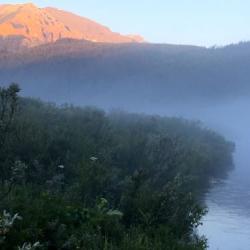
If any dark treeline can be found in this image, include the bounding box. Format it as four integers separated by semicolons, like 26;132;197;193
1;40;250;109
0;85;234;249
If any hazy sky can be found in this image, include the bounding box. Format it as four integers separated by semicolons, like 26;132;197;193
1;0;250;46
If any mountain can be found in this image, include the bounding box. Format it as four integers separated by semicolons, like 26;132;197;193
0;3;249;112
0;3;144;49
1;39;250;112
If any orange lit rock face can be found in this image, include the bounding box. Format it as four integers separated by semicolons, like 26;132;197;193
0;3;144;47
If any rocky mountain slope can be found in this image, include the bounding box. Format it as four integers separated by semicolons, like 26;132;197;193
0;3;144;50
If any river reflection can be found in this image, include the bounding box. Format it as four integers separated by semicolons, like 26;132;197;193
200;168;250;250
196;99;250;250
144;98;250;249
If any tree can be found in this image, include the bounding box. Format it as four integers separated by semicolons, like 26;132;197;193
0;83;20;150
0;84;21;200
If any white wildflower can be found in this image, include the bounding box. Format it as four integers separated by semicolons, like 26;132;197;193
90;156;98;162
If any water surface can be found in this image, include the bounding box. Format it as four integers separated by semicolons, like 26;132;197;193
197;99;250;250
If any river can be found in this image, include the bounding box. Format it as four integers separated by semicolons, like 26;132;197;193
194;99;250;250
129;98;250;249
153;98;250;250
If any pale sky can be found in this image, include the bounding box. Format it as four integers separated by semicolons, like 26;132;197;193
1;0;250;47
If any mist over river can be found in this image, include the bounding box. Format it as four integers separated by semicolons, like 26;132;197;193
196;99;250;250
167;98;250;250
127;97;250;250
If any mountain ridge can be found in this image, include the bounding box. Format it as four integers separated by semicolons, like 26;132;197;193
1;39;250;112
0;3;144;49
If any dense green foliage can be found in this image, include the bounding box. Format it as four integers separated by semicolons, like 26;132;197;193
0;85;234;249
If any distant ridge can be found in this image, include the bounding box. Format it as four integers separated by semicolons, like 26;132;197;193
0;3;144;49
1;38;250;111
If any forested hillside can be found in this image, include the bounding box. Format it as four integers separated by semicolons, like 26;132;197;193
0;85;234;249
1;40;250;110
